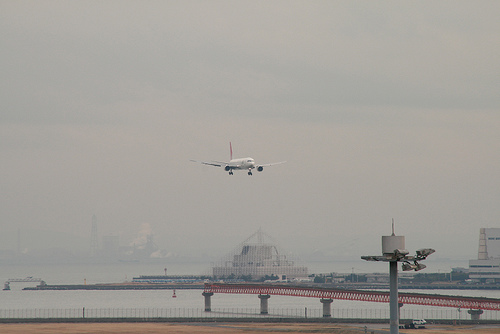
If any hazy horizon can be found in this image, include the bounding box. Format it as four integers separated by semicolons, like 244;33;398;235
2;2;499;270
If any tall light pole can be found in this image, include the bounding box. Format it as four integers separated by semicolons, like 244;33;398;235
361;223;434;334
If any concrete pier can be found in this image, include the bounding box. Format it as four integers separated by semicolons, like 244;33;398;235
202;292;214;312
320;298;333;317
258;294;271;314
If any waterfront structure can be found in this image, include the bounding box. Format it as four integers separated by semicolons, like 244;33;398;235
132;275;207;284
212;229;308;280
204;282;500;311
469;228;500;283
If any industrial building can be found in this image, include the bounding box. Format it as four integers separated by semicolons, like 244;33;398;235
469;228;500;283
212;229;308;280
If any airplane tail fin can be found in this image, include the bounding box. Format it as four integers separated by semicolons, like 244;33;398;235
230;142;233;160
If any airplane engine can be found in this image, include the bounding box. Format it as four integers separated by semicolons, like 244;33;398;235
257;166;264;172
225;166;231;171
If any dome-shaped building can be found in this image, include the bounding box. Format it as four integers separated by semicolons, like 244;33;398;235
212;229;308;280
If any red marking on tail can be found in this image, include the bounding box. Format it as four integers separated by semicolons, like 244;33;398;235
230;142;233;160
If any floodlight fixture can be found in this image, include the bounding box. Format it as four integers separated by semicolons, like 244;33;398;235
414;262;427;271
416;248;435;259
394;249;409;259
361;221;435;334
402;262;417;271
395;249;409;256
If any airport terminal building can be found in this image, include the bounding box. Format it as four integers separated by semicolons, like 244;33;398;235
469;228;500;283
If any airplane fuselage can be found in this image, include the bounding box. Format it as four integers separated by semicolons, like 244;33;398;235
228;157;255;170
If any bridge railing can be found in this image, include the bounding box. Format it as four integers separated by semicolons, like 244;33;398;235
0;307;499;320
204;283;500;311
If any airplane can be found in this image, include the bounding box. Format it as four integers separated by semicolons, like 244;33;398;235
191;142;285;175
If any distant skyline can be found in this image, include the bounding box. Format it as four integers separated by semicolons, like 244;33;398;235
1;2;499;270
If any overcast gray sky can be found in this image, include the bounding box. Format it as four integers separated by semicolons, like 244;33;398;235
1;1;499;264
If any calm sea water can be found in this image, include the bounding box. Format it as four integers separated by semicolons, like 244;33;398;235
1;287;499;320
0;258;471;285
2;260;497;320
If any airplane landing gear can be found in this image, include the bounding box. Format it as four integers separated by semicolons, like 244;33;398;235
248;171;253;175
229;171;233;175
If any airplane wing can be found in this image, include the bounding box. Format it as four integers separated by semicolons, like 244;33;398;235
190;160;226;167
257;161;286;168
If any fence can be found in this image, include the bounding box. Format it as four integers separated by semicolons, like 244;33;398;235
0;307;499;320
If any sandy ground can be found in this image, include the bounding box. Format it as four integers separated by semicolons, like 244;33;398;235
0;323;500;334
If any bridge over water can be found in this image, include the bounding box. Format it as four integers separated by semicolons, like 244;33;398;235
203;283;500;317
